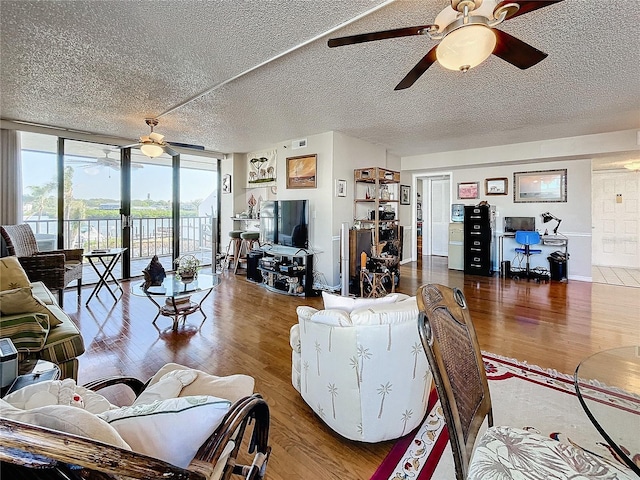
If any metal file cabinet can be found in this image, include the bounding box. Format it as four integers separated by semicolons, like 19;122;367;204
464;205;493;276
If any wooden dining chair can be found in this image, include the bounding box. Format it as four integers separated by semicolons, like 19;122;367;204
416;283;633;480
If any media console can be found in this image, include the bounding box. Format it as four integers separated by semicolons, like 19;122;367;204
247;245;314;297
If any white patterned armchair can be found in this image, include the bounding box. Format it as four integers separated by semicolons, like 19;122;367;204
290;294;431;442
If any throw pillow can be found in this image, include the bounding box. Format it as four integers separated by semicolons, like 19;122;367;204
0;287;63;327
133;369;198;406
0;398;130;449
309;309;352;326
0;256;30;291
350;296;419;325
0;312;49;351
147;363;255;403
98;395;231;468
321;291;399;313
3;378;115;414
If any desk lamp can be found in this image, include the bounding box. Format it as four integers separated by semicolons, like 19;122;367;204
541;212;562;235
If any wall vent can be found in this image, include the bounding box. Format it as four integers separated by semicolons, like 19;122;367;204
292;138;307;149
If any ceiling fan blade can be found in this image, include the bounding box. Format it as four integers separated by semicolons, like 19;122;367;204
496;0;564;21
168;142;205;151
120;143;140;149
492;29;547;69
394;46;438;91
328;25;434;48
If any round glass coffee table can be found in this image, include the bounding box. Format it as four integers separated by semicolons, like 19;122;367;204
133;273;221;333
574;346;640;475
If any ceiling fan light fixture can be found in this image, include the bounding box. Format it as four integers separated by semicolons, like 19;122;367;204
140;142;164;158
436;24;496;71
624;161;640;171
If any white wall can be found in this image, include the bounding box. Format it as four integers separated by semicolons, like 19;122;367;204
400;131;634;280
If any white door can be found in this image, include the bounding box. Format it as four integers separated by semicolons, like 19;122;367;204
592;171;640;268
430;178;450;256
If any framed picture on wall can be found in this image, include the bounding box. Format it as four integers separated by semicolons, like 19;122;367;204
514;169;567;203
400;185;411;205
457;181;479;199
335;179;347;197
485;177;508;195
286;154;317;189
222;174;232;193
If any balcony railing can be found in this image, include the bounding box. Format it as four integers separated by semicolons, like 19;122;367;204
26;216;213;264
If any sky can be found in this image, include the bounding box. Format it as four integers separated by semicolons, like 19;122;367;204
22;150;217;202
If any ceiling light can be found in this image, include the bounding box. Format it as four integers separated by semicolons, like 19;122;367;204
624;161;640;171
140;143;164;158
436;24;496;72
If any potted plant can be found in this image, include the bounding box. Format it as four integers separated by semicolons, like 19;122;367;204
174;254;200;281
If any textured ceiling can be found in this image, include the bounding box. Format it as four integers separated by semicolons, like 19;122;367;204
1;0;639;158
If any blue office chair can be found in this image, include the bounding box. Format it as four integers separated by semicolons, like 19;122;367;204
514;230;542;278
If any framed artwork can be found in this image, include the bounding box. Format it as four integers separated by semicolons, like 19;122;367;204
335;179;347;197
485;177;508;195
286;154;317;189
247;149;276;187
514;169;567;203
400;184;411;205
222;174;232;194
457;181;479;199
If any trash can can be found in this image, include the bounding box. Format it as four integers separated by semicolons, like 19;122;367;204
500;260;511;278
548;253;567;281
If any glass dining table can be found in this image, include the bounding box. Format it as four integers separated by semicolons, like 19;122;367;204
574;346;640;475
133;273;221;333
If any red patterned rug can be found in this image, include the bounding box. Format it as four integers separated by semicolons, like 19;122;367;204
371;352;640;479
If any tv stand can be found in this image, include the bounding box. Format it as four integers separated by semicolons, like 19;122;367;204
253;245;314;297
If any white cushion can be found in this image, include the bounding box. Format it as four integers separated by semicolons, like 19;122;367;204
0;398;129;449
147;363;254;403
133;369;198;406
98;395;231;469
321;291;399;313
350;296;419;325
3;379;115;414
310;309;352;326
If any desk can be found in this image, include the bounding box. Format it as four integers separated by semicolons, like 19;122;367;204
574;346;640;475
498;233;568;278
133;273;221;332
83;248;126;305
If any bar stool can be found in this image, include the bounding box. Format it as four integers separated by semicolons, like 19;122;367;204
224;230;244;270
234;231;261;274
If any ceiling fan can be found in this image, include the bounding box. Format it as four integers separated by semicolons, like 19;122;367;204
328;0;564;90
123;119;204;158
68;148;144;175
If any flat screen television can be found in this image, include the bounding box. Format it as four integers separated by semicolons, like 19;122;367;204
259;200;309;249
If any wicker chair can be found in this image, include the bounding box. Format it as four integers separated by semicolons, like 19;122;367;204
0;224;82;307
416;284;633;480
0;375;271;480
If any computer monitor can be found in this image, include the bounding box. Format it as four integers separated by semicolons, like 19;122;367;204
504;216;535;233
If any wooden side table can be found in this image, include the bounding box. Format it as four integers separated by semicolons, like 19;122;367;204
1;360;60;397
360;269;395;298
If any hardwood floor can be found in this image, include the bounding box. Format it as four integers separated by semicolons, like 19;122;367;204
65;257;639;480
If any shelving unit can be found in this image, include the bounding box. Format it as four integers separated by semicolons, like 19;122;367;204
254;245;313;297
353;167;400;255
350;167;402;294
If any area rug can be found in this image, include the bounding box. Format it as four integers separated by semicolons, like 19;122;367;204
371;352;640;480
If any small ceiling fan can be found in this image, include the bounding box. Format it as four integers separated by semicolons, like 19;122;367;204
328;0;564;90
123;118;204;158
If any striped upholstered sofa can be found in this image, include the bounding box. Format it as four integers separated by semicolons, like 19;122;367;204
0;255;85;380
